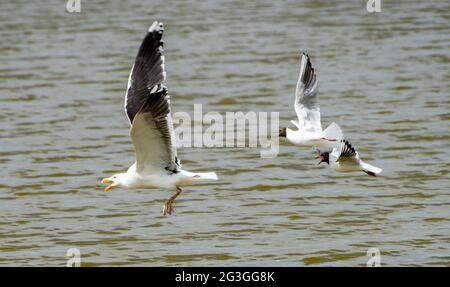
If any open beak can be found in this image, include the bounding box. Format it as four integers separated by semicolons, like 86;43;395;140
315;148;321;160
101;178;115;192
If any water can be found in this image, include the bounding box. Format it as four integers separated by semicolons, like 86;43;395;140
0;0;449;266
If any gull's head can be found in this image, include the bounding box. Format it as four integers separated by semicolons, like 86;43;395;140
101;173;126;192
317;152;330;165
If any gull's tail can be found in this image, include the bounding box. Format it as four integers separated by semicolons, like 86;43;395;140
323;122;343;141
361;162;382;176
194;172;218;180
180;170;218;182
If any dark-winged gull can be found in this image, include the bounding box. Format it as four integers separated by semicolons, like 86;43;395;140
101;21;218;215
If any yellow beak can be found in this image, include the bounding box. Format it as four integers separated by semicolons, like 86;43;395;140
101;178;115;192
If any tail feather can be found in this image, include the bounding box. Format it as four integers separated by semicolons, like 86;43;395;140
361;162;382;176
192;172;218;180
323;122;343;141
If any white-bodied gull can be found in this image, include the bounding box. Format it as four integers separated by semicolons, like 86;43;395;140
101;21;218;215
317;139;382;176
279;53;343;153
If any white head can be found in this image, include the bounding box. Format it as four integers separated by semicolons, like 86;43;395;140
101;173;127;192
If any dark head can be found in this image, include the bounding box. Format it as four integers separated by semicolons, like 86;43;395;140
279;127;287;138
316;151;330;165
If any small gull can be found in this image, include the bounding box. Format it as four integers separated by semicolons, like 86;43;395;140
317;139;382;176
279;53;343;153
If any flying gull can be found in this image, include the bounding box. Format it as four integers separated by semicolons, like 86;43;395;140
101;21;218;215
317;139;382;176
279;53;343;153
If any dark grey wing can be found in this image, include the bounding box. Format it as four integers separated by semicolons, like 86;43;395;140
336;139;359;163
125;21;180;173
125;21;166;125
294;53;321;132
130;87;180;173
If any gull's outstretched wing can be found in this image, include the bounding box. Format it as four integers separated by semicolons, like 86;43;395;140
126;21;180;173
336;139;360;164
293;53;321;132
125;21;166;125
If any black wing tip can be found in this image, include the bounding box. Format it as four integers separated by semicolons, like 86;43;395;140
301;52;311;62
136;21;165;62
148;21;164;34
146;21;165;46
304;53;313;68
340;139;357;156
300;52;316;89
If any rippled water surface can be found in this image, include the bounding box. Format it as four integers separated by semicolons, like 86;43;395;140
1;0;449;266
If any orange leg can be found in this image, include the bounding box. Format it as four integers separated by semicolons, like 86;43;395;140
162;187;183;216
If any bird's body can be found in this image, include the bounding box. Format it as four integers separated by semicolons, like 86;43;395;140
279;53;343;152
285;122;342;150
318;140;382;176
101;21;218;215
112;163;217;190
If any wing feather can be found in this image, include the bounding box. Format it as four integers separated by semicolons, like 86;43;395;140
294;53;321;132
336;139;359;163
125;22;180;173
125;21;166;125
131;87;180;173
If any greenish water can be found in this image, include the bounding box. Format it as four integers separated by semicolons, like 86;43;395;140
0;0;449;266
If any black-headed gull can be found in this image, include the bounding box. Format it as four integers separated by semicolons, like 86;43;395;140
101;21;218;216
279;53;343;152
317;139;382;176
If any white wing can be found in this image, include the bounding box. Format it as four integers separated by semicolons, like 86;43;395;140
294;53;321;132
130;87;180;173
125;21;180;173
